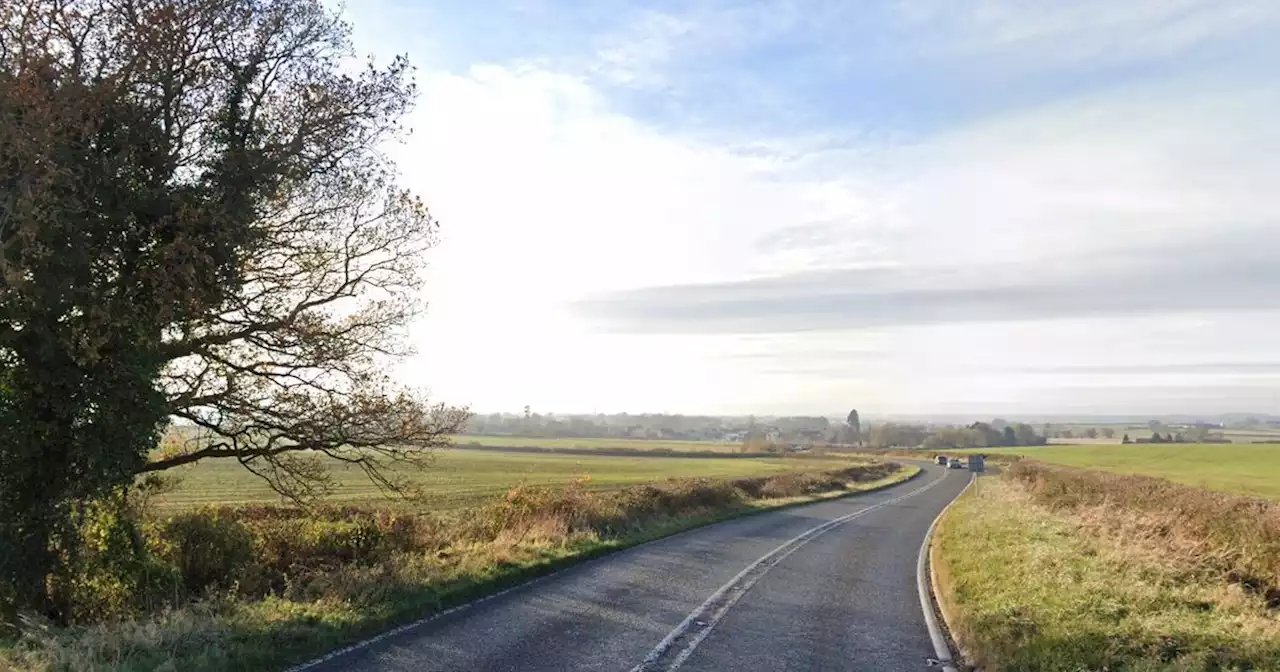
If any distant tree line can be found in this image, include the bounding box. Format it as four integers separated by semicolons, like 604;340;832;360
921;421;1048;450
466;411;1061;452
465;411;836;443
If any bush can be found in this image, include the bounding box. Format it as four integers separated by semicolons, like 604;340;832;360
48;494;182;623
152;509;254;596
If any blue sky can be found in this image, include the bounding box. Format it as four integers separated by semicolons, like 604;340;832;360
345;0;1280;417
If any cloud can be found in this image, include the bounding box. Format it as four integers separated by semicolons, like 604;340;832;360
1026;362;1280;375
587;3;808;88
888;0;1280;68
575;245;1280;333
574;74;1280;334
344;0;1280;415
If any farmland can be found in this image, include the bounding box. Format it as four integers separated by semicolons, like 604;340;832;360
962;443;1280;501
153;449;857;510
1039;424;1280;445
450;434;739;452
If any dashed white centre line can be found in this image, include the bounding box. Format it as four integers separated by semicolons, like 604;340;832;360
630;468;952;672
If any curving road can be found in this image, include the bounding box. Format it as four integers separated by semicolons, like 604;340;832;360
299;462;969;672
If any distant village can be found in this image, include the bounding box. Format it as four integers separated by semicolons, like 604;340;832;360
464;410;1249;449
465;411;846;446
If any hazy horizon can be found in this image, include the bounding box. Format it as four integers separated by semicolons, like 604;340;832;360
347;1;1280;416
462;408;1278;424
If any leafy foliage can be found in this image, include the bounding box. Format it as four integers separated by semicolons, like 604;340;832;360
0;0;466;618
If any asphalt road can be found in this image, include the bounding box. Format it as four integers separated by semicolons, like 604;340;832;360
304;462;970;672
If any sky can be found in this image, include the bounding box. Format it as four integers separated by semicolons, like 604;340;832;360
343;0;1280;418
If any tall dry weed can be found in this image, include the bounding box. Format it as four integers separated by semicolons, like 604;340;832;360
1007;461;1280;606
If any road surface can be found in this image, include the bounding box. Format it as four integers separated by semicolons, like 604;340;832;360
303;462;969;672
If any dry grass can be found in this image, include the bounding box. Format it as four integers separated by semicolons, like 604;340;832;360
1;462;915;671
934;464;1280;671
1006;461;1280;598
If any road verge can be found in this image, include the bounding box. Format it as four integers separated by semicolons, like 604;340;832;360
917;471;975;672
930;468;1280;670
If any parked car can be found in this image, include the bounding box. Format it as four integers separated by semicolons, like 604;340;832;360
935;455;948;466
948;457;964;469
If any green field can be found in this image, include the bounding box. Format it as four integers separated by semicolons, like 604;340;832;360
1037;424;1280;445
154;449;852;510
451;434;738;452
967;443;1280;500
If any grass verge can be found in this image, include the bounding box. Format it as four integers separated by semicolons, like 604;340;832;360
932;464;1280;671
1;463;918;672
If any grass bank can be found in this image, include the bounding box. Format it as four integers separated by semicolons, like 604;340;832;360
2;462;916;672
933;462;1280;671
956;444;1280;501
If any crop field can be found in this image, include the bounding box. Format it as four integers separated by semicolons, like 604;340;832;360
966;443;1280;501
152;449;855;511
1040;424;1280;444
451;434;739;452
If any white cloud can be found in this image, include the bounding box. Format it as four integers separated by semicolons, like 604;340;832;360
348;3;1280;416
890;0;1280;67
392;64;886;412
590;11;694;88
585;2;808;90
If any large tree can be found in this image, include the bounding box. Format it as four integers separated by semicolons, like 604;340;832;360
0;0;466;616
845;408;860;445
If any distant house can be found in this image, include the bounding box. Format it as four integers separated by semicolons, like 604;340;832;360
764;427;782;442
796;429;825;443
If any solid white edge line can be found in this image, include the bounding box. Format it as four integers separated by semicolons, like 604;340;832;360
285;465;925;672
283;507;733;672
917;470;976;672
631;467;951;672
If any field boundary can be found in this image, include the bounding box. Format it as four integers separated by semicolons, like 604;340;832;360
285;464;923;672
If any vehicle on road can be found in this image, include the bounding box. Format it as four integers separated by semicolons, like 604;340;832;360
936;455;948;466
948;457;964;469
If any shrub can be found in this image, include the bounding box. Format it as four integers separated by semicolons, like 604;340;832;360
48;494;182;623
152;509;254;596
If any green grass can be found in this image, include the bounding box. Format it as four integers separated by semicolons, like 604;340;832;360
933;475;1280;671
958;443;1280;501
451;434;739;452
154;449;855;510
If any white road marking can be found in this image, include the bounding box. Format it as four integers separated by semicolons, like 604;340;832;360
630;468;952;672
284;467;928;672
917;471;976;672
